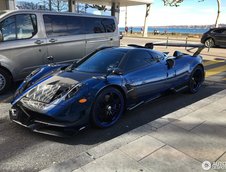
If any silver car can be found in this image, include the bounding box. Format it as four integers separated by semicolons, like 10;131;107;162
0;10;119;94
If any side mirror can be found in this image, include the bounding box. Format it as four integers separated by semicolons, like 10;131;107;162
0;30;3;42
112;68;123;75
107;67;123;75
166;59;175;69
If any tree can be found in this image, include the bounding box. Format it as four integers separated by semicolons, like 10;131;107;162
47;0;68;11
162;0;221;28
16;1;41;10
162;0;184;7
53;0;67;11
87;4;107;12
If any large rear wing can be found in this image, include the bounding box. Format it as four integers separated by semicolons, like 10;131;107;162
128;43;205;57
193;45;205;56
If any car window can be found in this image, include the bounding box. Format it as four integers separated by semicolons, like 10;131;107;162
0;14;37;41
1;15;16;41
222;30;226;34
75;49;125;73
44;15;85;37
44;15;67;37
149;51;165;61
125;50;155;71
66;16;85;35
16;15;37;39
212;29;225;34
102;19;116;33
85;17;105;34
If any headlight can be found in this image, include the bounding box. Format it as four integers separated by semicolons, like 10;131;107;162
65;83;82;99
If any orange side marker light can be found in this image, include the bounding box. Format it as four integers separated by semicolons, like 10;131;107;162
79;98;87;104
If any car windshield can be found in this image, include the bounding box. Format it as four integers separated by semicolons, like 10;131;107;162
75;49;125;74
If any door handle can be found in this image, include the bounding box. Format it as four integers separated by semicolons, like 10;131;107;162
49;38;57;43
34;40;44;44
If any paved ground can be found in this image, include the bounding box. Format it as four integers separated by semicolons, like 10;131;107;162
42;89;226;172
0;37;226;171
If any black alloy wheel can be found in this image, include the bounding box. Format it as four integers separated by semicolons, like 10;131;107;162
188;66;205;94
91;87;125;128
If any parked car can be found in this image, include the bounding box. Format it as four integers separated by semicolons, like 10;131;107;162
10;45;205;136
0;10;119;94
201;27;226;47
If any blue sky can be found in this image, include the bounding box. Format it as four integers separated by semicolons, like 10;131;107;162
17;0;226;26
119;0;226;27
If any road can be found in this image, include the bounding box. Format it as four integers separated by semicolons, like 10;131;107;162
0;37;226;171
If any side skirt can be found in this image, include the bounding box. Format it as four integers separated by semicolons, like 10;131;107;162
127;94;161;111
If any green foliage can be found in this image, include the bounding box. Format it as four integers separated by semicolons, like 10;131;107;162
87;4;107;11
162;0;204;7
163;0;184;7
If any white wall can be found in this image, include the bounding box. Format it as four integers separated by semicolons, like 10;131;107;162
0;0;15;10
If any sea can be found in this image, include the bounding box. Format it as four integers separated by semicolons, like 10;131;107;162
119;27;209;34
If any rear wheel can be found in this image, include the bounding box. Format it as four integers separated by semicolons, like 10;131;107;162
188;66;204;94
0;68;12;95
204;38;215;48
91;87;125;128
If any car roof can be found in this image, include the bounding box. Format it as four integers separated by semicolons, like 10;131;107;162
105;46;164;56
211;27;226;30
0;9;115;19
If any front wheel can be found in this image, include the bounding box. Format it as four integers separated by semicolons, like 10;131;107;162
188;66;205;94
204;38;215;48
91;87;125;128
0;68;12;95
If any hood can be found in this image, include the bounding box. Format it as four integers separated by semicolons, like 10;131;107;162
24;70;102;104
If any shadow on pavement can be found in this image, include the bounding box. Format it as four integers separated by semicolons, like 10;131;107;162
0;80;224;171
0;82;21;103
46;81;224;145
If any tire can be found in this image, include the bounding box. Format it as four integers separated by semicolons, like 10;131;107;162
188;66;204;94
204;38;215;48
0;68;12;95
91;87;125;128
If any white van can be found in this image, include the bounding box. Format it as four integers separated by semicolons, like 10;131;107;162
0;10;119;94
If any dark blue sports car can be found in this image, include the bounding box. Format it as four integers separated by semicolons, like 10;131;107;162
9;46;205;136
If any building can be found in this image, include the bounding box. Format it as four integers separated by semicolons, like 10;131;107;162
1;0;152;36
0;0;16;10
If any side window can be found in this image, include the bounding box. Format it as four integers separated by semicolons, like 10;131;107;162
0;14;37;41
125;50;154;71
212;29;224;34
16;14;37;39
1;16;16;41
43;15;67;37
66;16;85;35
102;19;116;33
150;51;165;61
222;29;226;34
85;18;105;34
43;15;85;37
